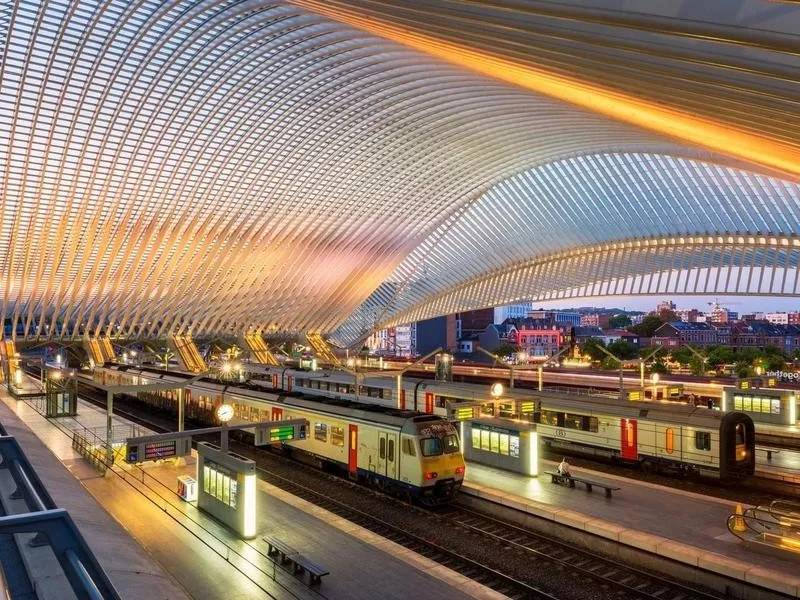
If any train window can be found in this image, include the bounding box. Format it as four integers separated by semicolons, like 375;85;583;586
420;438;443;456
403;438;417;456
665;428;674;454
314;423;328;442
735;423;746;445
540;410;559;426
330;426;345;447
471;428;481;449
771;399;781;415
564;413;583;430
588;417;599;433
380;438;386;459
694;431;711;451
388;439;395;462
490;432;500;453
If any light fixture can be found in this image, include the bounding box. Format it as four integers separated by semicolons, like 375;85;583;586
490;382;504;398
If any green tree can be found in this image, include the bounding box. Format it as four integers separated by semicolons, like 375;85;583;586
628;314;665;337
492;343;520;360
651;359;670;375
607;339;638;360
608;314;632;329
734;361;751;378
688;356;705;375
707;345;735;368
670;347;693;367
638;345;667;360
657;308;680;323
763;353;786;371
582;337;607;362
601;356;620;370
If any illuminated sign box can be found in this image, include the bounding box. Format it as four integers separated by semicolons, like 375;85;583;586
254;422;307;446
454;407;474;420
197;442;257;539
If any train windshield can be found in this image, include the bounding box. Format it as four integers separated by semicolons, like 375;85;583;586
420;434;460;456
735;423;746;445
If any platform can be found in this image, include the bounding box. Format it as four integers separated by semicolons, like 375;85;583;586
757;422;800;447
0;389;189;599
464;460;800;597
1;386;501;600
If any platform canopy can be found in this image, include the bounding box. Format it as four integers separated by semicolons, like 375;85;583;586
0;1;798;343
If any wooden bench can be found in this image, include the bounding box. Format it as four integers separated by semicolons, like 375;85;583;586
265;535;299;564
758;447;782;461
544;470;621;498
264;535;329;586
294;555;330;586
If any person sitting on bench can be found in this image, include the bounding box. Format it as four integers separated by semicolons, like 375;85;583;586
557;457;572;478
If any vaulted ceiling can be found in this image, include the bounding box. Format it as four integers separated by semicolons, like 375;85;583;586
1;1;798;341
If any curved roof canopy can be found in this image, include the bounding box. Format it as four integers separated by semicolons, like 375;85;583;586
0;1;798;341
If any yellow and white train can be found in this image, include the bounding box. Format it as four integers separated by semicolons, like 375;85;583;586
89;365;465;504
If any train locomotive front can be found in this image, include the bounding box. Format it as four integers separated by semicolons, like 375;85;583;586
406;416;465;505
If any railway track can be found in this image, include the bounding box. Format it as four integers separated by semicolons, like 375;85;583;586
74;382;550;599
440;504;721;600
73;380;728;600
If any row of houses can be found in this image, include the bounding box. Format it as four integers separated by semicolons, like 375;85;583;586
459;318;641;359
652;321;800;354
457;318;800;359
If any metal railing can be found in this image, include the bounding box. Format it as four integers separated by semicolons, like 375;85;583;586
0;435;121;599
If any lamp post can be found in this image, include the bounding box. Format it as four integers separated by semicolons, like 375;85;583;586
594;344;626;400
490;382;504;416
639;346;663;388
216;403;234;451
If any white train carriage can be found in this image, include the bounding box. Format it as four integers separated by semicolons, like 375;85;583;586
90;365;464;504
255;366;755;480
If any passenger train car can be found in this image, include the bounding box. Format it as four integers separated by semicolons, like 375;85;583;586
251;367;755;481
88;365;464;504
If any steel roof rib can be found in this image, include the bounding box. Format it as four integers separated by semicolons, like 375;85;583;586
2;1;799;344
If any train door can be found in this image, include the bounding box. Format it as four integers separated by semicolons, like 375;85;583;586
425;392;434;414
272;407;283;421
348;424;358;476
272;374;278;389
377;431;388;477
386;433;397;480
620;418;637;460
287;376;293;393
400;389;406;410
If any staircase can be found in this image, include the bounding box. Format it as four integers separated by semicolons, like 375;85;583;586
168;333;206;373
241;332;279;366
305;333;341;367
83;337;105;366
98;337;115;362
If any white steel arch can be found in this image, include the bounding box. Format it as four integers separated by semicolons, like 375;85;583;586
0;1;798;344
334;154;800;345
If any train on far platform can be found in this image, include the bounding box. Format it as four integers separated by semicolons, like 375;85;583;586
248;366;755;481
86;365;465;505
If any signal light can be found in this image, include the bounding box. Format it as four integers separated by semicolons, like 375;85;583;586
424;471;438;480
455;466;465;475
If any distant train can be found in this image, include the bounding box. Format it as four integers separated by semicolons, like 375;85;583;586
250;366;755;481
88;365;465;505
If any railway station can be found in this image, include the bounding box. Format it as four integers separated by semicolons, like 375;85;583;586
2;1;800;599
